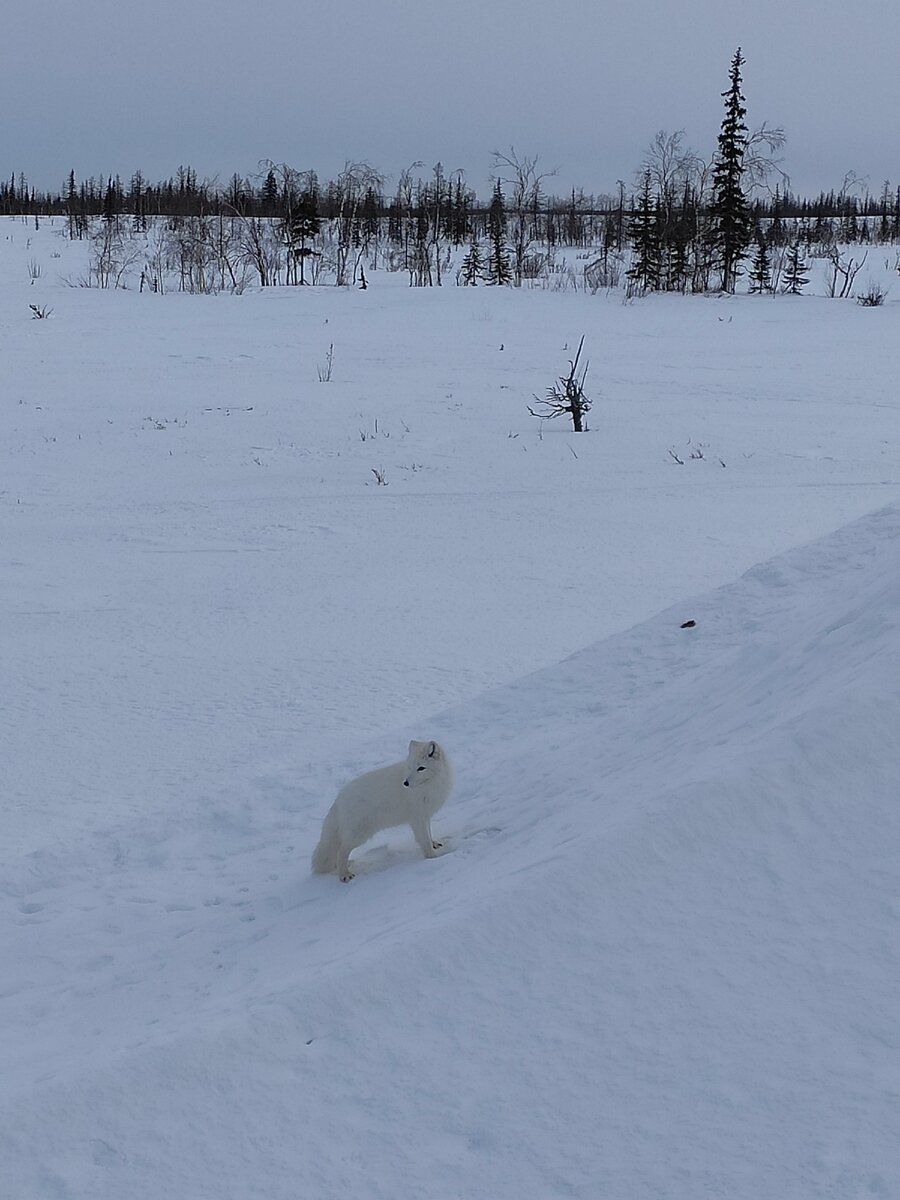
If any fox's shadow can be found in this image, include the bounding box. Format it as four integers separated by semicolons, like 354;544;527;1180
340;835;456;880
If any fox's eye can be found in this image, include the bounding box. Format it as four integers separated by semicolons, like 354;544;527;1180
417;766;426;772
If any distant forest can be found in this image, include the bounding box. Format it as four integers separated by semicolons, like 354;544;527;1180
2;162;898;239
3;51;898;297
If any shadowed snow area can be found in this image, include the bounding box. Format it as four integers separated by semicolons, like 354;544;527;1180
3;505;899;1199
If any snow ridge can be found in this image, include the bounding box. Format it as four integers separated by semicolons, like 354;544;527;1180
3;505;899;1199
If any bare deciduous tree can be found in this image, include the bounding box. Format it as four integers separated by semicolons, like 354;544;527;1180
235;215;282;287
528;337;592;432
639;130;702;219
825;246;868;298
743;123;790;196
256;161;322;284
492;147;556;287
333;161;384;286
89;220;142;288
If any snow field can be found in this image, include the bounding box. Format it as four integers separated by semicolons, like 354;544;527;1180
2;218;899;1197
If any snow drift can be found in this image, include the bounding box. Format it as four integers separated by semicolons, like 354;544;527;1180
3;504;899;1199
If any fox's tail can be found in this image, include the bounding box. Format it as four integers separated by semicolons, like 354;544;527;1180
311;807;340;875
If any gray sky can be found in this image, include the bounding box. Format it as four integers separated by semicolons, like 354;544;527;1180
5;0;899;200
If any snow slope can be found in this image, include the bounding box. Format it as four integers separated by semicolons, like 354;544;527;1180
4;220;899;857
2;219;899;1197
4;504;899;1199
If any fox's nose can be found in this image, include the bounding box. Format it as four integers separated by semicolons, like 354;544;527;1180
402;778;410;787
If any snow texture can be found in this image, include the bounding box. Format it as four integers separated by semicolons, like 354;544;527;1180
2;219;899;1198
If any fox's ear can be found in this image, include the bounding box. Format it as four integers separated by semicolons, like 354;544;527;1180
428;741;437;757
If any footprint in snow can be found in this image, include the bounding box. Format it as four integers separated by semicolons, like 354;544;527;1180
16;900;50;925
90;1139;126;1167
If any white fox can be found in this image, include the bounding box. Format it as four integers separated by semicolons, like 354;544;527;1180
311;740;452;881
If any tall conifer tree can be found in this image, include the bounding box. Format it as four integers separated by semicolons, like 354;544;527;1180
487;179;512;285
627;171;662;292
711;48;752;292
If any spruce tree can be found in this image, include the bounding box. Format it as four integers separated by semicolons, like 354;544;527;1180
487;179;512;285
782;241;808;295
840;201;859;243
261;169;279;215
667;228;690;293
748;229;772;293
627;171;662;292
711;48;752;292
387;197;403;245
878;181;891;243
768;187;785;245
66;170;84;240
450;178;471;246
286;188;321;284
129;170;146;233
102;176;121;227
360;187;380;251
459;241;484;285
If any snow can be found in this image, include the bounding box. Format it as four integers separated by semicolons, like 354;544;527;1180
2;217;899;1198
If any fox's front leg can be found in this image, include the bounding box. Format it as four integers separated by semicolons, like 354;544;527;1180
336;845;354;881
410;814;441;858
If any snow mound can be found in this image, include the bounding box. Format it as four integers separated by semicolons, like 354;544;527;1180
3;506;899;1199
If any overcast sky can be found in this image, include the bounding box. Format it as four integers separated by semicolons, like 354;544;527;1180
5;0;899;200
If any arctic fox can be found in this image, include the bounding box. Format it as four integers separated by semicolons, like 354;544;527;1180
311;740;452;881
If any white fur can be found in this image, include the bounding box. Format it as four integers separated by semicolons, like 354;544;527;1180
311;740;452;881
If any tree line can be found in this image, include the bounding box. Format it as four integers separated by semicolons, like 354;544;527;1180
4;50;899;294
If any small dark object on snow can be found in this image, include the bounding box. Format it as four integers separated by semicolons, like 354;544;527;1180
681;619;697;629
